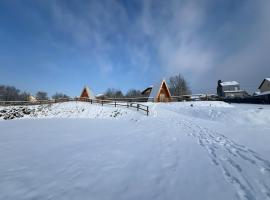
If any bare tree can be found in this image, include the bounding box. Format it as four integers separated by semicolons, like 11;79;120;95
0;85;30;101
104;88;123;98
52;93;69;100
19;92;30;101
168;74;191;96
115;90;124;98
36;91;48;100
125;89;142;98
104;88;115;98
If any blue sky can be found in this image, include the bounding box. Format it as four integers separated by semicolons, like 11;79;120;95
0;0;269;96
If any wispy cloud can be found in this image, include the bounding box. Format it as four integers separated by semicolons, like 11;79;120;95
135;0;270;92
137;0;216;77
1;0;269;94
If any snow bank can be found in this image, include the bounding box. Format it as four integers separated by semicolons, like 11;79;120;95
1;101;270;127
149;101;270;127
0;102;145;121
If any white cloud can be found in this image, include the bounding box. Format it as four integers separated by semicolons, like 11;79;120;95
138;0;215;79
45;0;270;93
137;0;270;93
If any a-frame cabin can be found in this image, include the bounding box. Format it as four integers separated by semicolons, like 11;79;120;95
148;79;171;102
80;86;96;99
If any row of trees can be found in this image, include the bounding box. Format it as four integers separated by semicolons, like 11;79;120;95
104;74;191;98
104;88;142;98
0;85;29;101
0;74;191;101
0;85;70;101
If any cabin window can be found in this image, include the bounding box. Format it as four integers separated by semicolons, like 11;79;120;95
235;87;238;91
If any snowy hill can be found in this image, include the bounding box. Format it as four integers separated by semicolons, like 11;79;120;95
0;101;270;200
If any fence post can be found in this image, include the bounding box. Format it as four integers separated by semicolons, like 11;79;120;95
91;99;92;104
147;106;149;116
137;104;139;111
127;102;129;108
115;101;116;107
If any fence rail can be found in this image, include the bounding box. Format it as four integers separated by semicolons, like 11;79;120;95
0;98;150;116
77;98;149;116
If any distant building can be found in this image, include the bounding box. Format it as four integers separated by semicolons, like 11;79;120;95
255;78;270;102
27;95;37;102
141;86;153;97
217;80;248;98
258;78;270;94
95;94;107;101
142;80;171;102
96;94;105;99
80;86;96;99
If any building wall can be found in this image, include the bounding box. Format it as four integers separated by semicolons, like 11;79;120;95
224;91;246;98
222;85;240;92
260;80;270;93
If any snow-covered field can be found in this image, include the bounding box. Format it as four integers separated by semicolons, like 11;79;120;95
0;101;270;200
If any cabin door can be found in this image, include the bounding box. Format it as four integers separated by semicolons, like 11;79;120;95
160;93;165;102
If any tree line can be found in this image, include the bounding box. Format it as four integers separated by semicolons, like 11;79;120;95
0;85;70;101
104;73;191;98
0;73;191;101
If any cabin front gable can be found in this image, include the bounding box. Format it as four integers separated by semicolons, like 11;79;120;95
79;86;96;99
156;82;171;102
80;88;89;98
259;79;270;93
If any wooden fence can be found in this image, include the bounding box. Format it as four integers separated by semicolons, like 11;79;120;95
0;98;150;116
76;98;149;116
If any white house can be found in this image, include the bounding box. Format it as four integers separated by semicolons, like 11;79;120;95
258;78;270;94
217;80;248;98
255;78;270;102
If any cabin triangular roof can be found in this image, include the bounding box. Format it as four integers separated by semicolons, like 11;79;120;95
258;78;270;89
80;86;96;99
148;79;171;101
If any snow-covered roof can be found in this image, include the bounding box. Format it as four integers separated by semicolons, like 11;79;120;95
148;82;160;99
255;91;270;96
192;94;206;97
96;94;104;97
265;78;270;81
220;81;239;86
223;90;245;93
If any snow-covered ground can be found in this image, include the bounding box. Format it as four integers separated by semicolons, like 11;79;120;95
0;101;270;200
